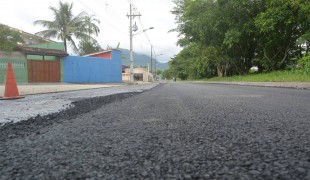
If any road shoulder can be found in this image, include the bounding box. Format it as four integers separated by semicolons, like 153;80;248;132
0;83;158;126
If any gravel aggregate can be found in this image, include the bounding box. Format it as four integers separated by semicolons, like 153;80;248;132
0;82;309;179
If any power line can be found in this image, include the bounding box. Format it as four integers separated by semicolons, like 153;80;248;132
138;18;152;44
127;1;157;53
77;0;151;48
125;0;152;44
76;0;128;36
77;0;172;62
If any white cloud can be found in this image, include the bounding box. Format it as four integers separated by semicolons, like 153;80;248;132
0;0;182;62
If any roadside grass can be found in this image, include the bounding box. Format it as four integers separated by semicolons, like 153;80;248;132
200;70;310;82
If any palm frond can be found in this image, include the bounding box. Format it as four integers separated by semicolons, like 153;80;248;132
74;31;95;41
33;1;101;53
67;36;78;51
33;20;56;28
35;29;58;39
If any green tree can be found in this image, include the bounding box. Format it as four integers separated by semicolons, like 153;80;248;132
171;0;263;77
162;68;175;80
77;13;101;55
0;24;24;52
156;69;162;75
168;43;218;80
83;14;100;37
255;0;310;71
170;0;309;78
78;39;102;56
34;1;100;52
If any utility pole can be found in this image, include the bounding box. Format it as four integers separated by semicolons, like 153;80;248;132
154;54;163;81
150;45;153;74
127;4;141;84
154;56;157;81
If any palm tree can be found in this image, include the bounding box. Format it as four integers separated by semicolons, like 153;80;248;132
83;14;100;37
33;1;100;52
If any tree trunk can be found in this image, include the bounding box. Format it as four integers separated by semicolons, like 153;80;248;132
64;39;67;52
217;65;223;77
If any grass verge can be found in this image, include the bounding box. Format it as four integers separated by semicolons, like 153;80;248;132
200;70;310;82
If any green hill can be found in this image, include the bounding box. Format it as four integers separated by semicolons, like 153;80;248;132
120;48;168;70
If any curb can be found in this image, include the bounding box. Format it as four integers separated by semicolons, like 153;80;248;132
191;81;310;90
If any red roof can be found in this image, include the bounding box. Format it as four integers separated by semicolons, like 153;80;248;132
84;50;112;57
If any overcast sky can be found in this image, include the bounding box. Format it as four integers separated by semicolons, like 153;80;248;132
0;0;182;63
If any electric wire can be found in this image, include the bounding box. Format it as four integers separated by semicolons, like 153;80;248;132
76;0;128;36
126;0;156;56
77;0;173;62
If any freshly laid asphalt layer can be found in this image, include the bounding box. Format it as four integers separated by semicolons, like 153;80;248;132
0;82;310;179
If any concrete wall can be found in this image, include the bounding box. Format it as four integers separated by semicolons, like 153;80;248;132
122;72;130;82
0;58;28;84
0;51;25;59
122;67;152;82
0;51;27;84
63;50;122;83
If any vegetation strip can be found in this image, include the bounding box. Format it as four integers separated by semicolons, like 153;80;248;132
162;0;310;81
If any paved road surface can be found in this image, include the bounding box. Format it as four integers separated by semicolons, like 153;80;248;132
1;82;310;179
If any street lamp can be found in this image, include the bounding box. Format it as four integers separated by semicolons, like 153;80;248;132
129;26;154;84
134;27;154;36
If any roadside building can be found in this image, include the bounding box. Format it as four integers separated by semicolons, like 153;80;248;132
0;24;122;84
63;50;122;83
84;50;113;59
0;43;67;84
122;67;153;82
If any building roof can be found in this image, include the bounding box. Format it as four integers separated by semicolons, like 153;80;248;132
84;50;112;57
16;45;69;57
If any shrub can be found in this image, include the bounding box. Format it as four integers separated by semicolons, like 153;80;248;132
298;53;310;74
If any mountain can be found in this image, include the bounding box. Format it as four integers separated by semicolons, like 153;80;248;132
120;48;169;70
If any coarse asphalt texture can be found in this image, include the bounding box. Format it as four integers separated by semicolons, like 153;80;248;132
0;82;310;179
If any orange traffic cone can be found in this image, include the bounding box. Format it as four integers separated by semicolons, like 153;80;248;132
0;62;24;100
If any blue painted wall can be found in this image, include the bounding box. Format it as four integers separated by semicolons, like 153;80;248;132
63;50;122;83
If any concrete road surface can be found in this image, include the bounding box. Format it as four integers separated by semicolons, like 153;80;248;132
0;83;124;96
0;83;156;125
0;82;310;179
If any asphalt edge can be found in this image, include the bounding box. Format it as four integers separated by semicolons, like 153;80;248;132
18;85;125;96
0;90;147;142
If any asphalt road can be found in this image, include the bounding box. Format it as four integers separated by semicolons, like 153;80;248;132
1;82;310;179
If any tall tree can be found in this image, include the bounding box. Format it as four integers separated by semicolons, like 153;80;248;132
33;1;100;52
169;0;309;79
172;0;265;76
83;14;100;37
255;0;310;71
0;24;24;52
78;39;102;56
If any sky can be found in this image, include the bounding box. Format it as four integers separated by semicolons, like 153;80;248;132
0;0;182;63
